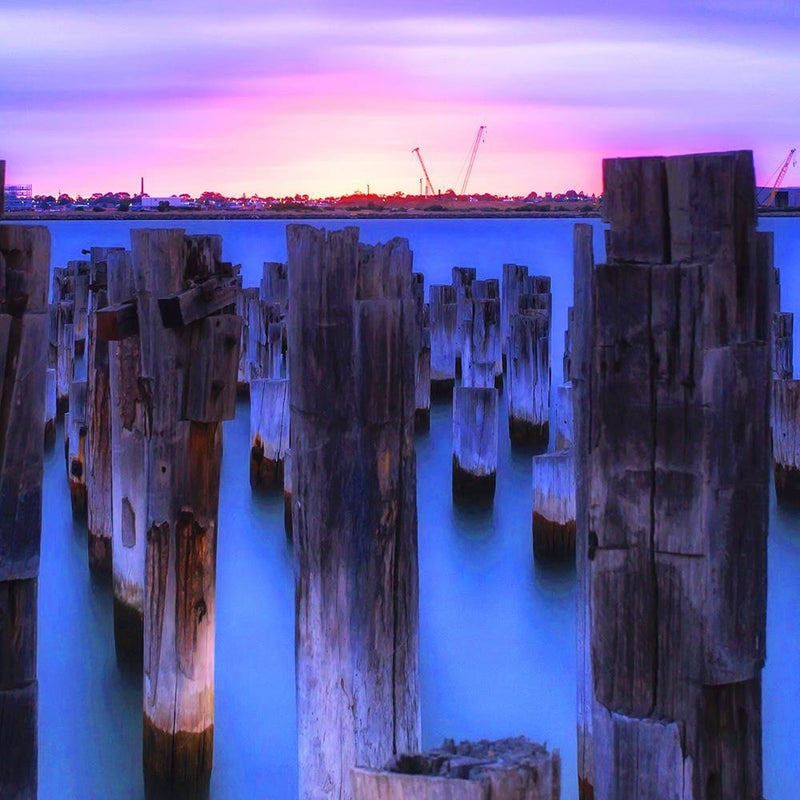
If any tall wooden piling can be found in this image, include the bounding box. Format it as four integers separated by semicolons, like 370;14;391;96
507;308;550;448
415;328;431;431
0;225;49;799
430;284;457;395
85;249;117;578
70;260;90;357
461;298;501;390
583;152;769;798
50;301;74;413
133;230;240;798
531;450;575;559
773;311;793;380
66;379;88;519
99;249;148;663
288;225;420;800
452;386;498;503
44;367;56;448
501;263;528;350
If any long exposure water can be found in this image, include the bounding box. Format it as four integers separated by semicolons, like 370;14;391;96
28;217;800;798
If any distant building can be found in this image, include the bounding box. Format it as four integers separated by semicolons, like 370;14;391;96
140;195;190;209
757;185;800;207
4;184;33;209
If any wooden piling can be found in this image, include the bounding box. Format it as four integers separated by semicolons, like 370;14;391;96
0;224;49;800
430;284;458;395
563;307;574;384
100;249;149;663
773;311;793;380
585;152;768;798
507;308;550;448
260;261;289;308
352;737;561;800
773;379;800;500
44;367;56;448
70;260;90;357
283;447;293;539
501;263;528;350
452;386;498;504
134;230;240;798
554;383;573;450
415;328;431;431
67;379;88;519
249;378;289;489
288;225;420;800
531;450;575;560
49;301;74;413
86;250;117;578
461;297;501;390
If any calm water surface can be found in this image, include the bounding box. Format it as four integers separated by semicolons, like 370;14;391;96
32;217;800;798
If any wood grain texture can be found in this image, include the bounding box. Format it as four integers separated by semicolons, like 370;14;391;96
532;449;575;559
249;378;289;489
452;386;498;503
288;225;420;800
430;284;458;391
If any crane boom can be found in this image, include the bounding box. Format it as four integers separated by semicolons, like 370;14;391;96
766;147;797;207
412;148;436;196
459;125;486;196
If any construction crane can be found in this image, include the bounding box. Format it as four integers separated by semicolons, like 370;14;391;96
762;147;797;207
459;125;487;196
412;147;436;196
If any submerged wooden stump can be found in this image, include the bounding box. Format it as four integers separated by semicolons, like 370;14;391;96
430;284;458;396
353;737;561;800
0;225;49;800
249;378;289;489
134;230;240;798
452;386;498;504
288;225;420;800
531;450;575;560
584;152;769;799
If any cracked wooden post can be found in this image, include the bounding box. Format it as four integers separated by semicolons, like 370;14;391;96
98;248;148;663
461;297;501;390
49;301;74;413
66;379;88;519
0;225;49;799
288;225;420;800
412;273;431;431
86;248;120;578
70;260;90;357
772;312;793;380
249;378;289;490
773;378;800;501
573;222;595;799
586;152;768;799
507;306;550;449
453;266;477;366
452;386;498;504
430;284;457;396
532;450;575;560
260;261;289;308
133;230;240;798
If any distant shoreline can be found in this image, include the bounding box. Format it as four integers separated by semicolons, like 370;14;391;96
4;209;797;221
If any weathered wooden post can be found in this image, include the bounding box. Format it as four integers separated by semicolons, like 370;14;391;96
773;379;800;500
531;450;575;559
283;447;293;539
572;223;595;799
44;367;56;448
501;263;528;351
260;261;289;308
584;152;769;798
0;225;49;799
70;260;90;357
452;386;498;503
50;301;74;413
430;284;457;395
249;378;290;489
563;307;574;384
66;379;88;519
507;308;550;448
453;266;477;365
773;311;793;380
97;248;148;662
85;249;119;578
415;328;431;431
133;230;240;798
288;225;420;800
353;737;561;800
554;383;573;450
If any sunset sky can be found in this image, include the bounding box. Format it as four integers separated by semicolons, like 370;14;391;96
1;0;797;198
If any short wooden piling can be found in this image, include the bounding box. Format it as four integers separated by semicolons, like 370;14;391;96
461;297;501;390
430;284;458;395
249;378;289;489
67;379;88;519
288;225;420;800
532;450;575;560
585;152;769;798
134;230;240;798
352;737;561;800
452;386;498;504
0;224;49;799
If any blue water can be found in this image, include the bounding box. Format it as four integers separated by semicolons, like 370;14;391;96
30;217;800;798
